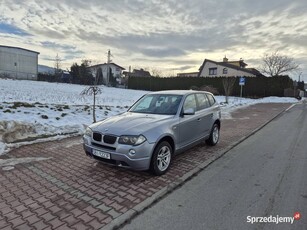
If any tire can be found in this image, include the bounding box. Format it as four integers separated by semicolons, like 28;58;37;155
150;141;172;176
206;123;220;146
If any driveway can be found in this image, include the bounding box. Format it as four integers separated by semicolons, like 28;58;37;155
0;103;292;230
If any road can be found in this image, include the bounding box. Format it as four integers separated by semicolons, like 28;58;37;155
122;102;307;230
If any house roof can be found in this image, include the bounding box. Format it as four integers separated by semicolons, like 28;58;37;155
0;45;40;54
89;63;125;70
198;59;264;77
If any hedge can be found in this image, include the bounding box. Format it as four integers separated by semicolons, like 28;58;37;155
128;75;297;98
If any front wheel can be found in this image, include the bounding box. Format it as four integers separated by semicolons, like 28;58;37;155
206;123;220;146
150;141;172;176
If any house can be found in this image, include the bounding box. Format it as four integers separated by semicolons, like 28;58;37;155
198;57;264;77
0;45;39;80
177;72;199;77
88;63;125;85
123;68;151;78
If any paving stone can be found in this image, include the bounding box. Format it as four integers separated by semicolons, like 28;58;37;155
10;217;26;228
49;218;65;229
0;103;291;230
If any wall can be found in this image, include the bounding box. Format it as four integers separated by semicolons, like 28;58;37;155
0;46;38;80
89;64;122;83
199;61;256;77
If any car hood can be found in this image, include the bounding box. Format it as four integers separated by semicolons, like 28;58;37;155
89;112;173;135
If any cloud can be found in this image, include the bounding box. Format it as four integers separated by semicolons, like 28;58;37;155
0;0;307;76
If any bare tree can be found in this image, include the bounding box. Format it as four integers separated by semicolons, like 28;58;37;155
222;77;236;104
150;67;163;77
54;53;62;80
261;50;300;77
81;86;102;123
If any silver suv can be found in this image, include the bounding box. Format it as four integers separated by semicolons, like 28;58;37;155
83;90;221;175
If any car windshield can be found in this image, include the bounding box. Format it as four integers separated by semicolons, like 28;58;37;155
129;94;183;115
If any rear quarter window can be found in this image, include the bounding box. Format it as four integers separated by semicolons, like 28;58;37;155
206;94;216;106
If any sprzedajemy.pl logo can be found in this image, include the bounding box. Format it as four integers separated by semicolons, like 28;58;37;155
247;212;301;224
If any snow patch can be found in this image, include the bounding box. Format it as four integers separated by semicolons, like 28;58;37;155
0;79;300;155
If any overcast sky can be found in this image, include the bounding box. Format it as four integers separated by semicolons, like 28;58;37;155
0;0;306;79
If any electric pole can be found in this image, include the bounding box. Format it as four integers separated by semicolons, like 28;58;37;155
106;50;112;86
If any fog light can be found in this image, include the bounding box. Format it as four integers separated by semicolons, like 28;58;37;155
129;149;136;156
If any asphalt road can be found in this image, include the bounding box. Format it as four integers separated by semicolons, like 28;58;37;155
122;102;307;230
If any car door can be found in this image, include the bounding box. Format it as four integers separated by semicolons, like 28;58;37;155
195;93;214;138
177;94;201;148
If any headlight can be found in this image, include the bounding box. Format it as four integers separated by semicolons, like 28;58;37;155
84;127;93;137
118;135;146;146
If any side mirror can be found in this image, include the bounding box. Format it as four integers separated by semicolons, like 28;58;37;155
183;108;195;116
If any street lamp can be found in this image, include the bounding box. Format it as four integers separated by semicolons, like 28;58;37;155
298;72;302;82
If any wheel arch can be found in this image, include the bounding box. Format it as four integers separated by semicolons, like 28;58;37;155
154;135;175;152
214;119;221;129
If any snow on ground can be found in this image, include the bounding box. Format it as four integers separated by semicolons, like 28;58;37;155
0;78;299;155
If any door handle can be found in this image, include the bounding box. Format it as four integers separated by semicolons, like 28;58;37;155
197;118;202;121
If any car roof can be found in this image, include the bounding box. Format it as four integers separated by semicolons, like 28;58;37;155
146;90;213;96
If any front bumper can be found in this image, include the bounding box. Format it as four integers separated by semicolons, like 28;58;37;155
83;136;154;171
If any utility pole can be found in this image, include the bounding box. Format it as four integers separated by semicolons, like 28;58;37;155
106;50;112;86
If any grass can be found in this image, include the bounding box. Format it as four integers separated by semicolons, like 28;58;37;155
10;102;36;109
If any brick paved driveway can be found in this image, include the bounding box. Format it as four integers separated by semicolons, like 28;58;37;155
0;103;292;230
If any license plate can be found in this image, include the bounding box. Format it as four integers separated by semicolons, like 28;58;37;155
92;149;111;159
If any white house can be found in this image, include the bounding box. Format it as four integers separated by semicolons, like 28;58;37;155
198;57;264;77
88;62;125;84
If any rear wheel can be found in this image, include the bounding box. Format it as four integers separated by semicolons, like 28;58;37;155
206;123;220;146
150;141;172;176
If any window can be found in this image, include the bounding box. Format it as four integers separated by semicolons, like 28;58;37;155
209;68;217;75
132;96;153;112
223;68;228;74
183;94;197;112
206;94;216;106
196;93;210;110
130;94;182;115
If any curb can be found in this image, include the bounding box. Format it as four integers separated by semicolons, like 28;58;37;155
102;103;296;230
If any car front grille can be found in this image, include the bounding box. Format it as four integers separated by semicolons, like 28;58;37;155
93;132;102;142
93;132;117;145
103;135;117;144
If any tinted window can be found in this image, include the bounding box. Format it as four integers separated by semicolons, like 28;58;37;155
206;94;216;106
183;94;197;111
196;93;210;111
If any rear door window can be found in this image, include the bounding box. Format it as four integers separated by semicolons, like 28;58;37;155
196;93;210;111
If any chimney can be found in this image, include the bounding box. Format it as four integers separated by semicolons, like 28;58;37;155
223;56;228;62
